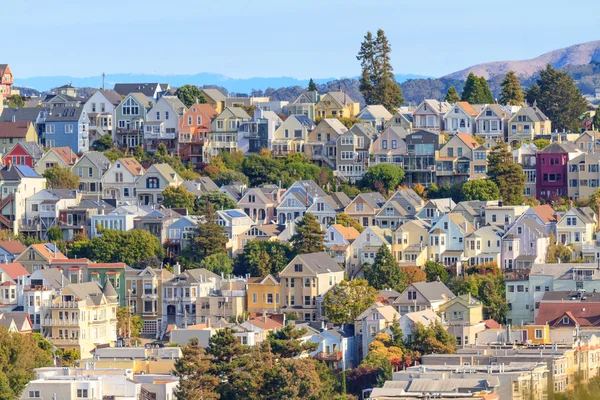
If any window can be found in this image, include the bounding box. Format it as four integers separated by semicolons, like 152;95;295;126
122;97;139;115
197;116;202;125
156;111;160;120
382;140;387;149
408;291;417;300
267;294;273;304
146;177;159;189
562;316;570;324
77;389;88;398
294;264;302;272
65;124;74;133
217;120;224;129
304;278;311;287
355;202;364;212
188;116;192;125
304;296;311;306
165;111;169;120
46;125;55;134
457;147;462;157
290;295;295;305
29;391;41;398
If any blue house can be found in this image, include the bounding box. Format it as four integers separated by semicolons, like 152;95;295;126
308;325;357;370
164;216;201;259
43;107;90;154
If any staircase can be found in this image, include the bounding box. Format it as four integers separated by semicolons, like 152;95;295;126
0;194;14;229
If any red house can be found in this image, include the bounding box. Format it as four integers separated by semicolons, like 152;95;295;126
0;64;14;102
178;103;218;167
3;142;44;168
535;142;580;200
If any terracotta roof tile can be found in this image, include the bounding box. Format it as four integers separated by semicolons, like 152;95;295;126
530;205;557;224
456;133;480;149
0;262;29;280
246;317;283;331
30;244;67;261
118;158;144;176
0;240;26;254
331;224;360;241
51;147;78;165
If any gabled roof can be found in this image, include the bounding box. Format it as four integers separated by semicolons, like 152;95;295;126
455;133;480;149
160;96;187;116
225;107;251;119
530;205;557;224
454;101;479;117
8;142;44;160
48;147;78;165
399;281;455;303
323;91;356;107
0;122;33;138
0;240;26;255
356;302;400;322
200;88;226;103
294;115;316;128
28;244;67;261
352;192;386;209
359;105;393;120
322;192;352;210
318;118;348;135
288;252;344;274
116;158;144;176
416;99;451;115
189;103;218;119
0;165;41;180
539;142;580;154
96;89;123;106
475;104;510;119
512;106;549;123
330;224;360;241
0;262;28;281
113;83;163;98
77;151;111;171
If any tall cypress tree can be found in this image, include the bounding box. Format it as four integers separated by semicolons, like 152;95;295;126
461;73;493;104
499;71;524;105
308;78;317;92
445;86;460;103
487;142;526;205
290;213;325;254
478;76;495;103
357;29;403;112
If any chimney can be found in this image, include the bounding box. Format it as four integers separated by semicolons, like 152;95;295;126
173;262;181;276
11;115;15;123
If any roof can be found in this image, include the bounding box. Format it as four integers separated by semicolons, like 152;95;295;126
45;107;84;122
516;106;550;123
102;279;118;298
455;101;479;117
149;163;181;182
539;142;580;154
320;118;348;135
455;133;480;149
322;192;352;210
0;312;32;333
37;268;67;289
96;89;123;106
117;158;144;176
0;122;32;138
0;240;26;255
357;302;400;322
9;142;44;160
79;151;111;170
406;281;455;303
0;262;28;280
246;316;283;331
360;105;393;120
402;309;441;326
29;243;67;261
353;192;386;209
49;147;78;165
191;103;218;119
484;319;501;329
293;252;344;274
200;88;226;102
161;96;187;116
331;224;360;241
226;107;251;119
536;302;600;327
113;83;163;98
530;205;557;224
326;91;356;106
0;107;44;123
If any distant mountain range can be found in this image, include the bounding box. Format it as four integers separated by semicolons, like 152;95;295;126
444;40;600;80
13;73;429;94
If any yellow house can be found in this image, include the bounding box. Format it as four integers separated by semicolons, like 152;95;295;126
41;281;118;358
246;274;281;314
392;220;430;267
315;92;360;119
519;324;551;345
439;293;484;325
0;121;38;152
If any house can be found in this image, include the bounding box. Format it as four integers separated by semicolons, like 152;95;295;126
237;108;282;154
254;100;288;115
0;121;38;153
237;187;279;225
428;213;475;266
536;142;582;199
90;205;151;237
0;312;33;333
43;107;90;153
306;192;351;227
246;274;282;314
513;142;538;197
21;189;79;239
102;158;144;202
508;105;551;144
439;294;486;347
3;142;44;168
34;146;79;176
325;224;360;266
475;104;512;141
225;95;270;108
354;302;399;359
58;199;115;240
216;209;255;255
0;262;28;308
392;219;430;266
178;103;218;166
344;192;386;228
0;240;26;262
272;115;316;157
403;130;440;187
568;152;600;200
0;165;47;234
125;266;173;337
205;107;250;159
393;281;455;315
136;163;183;205
199;88;226;114
484;204;529;229
197;277;247;322
412;100;451;131
134;208;182;246
220;181;247;202
276;180;327;224
501;216;550;269
144;95;187;153
375;189;425;230
371;126;407;166
443;101;480;134
113;92;154;148
349;226;393;276
315;91;360;118
416;198;455;224
72;152;111;197
287;91;319;120
40;281;118;358
19;268;65;330
164;215;200;259
573;130;600;154
309;325;357;370
239;315;283;343
464;224;504;266
399;309;441;342
113;83;169;101
279;252;345;321
357;105;393;131
335;124;375;182
436;133;484;186
555;207;596;254
385;108;413;131
0;64;14;102
41;85;86;109
304;118;348;168
535;291;600;329
83;89;122;140
236;224;284;254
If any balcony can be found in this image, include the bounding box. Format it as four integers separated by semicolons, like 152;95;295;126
210;141;237;149
45;301;80;309
43;318;80;326
315;351;342;361
49;337;80;345
116;127;142;135
24;285;52;292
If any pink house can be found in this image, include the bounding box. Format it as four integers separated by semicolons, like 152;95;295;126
536;142;580;199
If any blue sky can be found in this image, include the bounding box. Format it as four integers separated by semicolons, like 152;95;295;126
7;0;599;79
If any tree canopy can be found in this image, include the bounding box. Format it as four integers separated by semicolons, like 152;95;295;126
42;164;80;189
180;204;228;265
92;134;114;151
199;252;234;276
195;190;237;213
461;179;500;201
445;86;460;103
361;164;405;194
175;84;206;108
234;241;294;277
487;142;525;205
290;213;325;255
499;71;524;106
461;73;494;104
365;246;406;292
308;78;318;92
322;279;378;324
332;212;365;233
162;185;196;213
424;261;449;283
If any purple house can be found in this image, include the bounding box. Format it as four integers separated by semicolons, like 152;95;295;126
536;142;581;199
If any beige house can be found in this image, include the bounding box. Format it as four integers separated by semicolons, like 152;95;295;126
508;105;551;144
72;152;111;197
573;131;600;154
15;243;68;273
197;278;247;322
371;126;407;166
436;133;484;186
199;88;226;114
464;225;504;266
279;252;344;321
344;192;386;228
568;152;600;199
304;118;347;168
246;274;282;314
392;219;430;266
315;92;360;118
272;115;316;157
102;158;144;202
41;281;118;358
474;104;511;141
393;281;455;315
439;294;486;347
555;207;596;253
34;147;79;176
125;266;173;337
412;99;450;131
135;163;183;205
355;302;399;359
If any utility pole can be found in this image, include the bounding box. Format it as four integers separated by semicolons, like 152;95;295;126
127;288;133;347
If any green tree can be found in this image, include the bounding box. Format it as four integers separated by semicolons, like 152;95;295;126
195;190;237;213
241;154;284;186
290;213;325;254
175;84;206;108
266;324;318;358
332;212;364;233
92;134;114;151
461;179;500;201
322;279;378;324
593;105;600;130
206;327;246;365
199;252;234;276
533;138;551;150
408;322;457;355
547;242;573;263
424;261;450;283
308;78;318;92
79;228;162;266
42;164;80;189
362;163;405;194
499;71;524;105
173;338;219;400
525;83;541;106
163;185;196;212
461;73;493;104
116;306;142;337
235;241;293;277
7;94;25;108
182;204;228;264
445;86;460;103
529;64;588;132
365;246;406;292
357;29;404;112
214;170;249;186
47;226;63;241
487;142;525;205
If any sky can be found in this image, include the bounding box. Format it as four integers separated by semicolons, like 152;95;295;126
6;0;600;80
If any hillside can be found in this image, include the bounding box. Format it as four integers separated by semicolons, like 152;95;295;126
444;40;600;80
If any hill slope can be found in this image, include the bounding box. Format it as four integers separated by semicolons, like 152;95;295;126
444;40;600;80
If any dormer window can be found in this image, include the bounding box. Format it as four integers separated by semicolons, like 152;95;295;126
562;316;570;324
485;110;492;116
455;107;459;113
294;264;303;273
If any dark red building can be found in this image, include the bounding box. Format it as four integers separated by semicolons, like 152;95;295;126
535;142;580;199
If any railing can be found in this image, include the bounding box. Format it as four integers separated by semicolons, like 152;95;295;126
57;220;85;228
24;285;52;292
45;301;80;309
573;275;594;281
315;351;342;361
43;318;80;326
210;141;237;148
